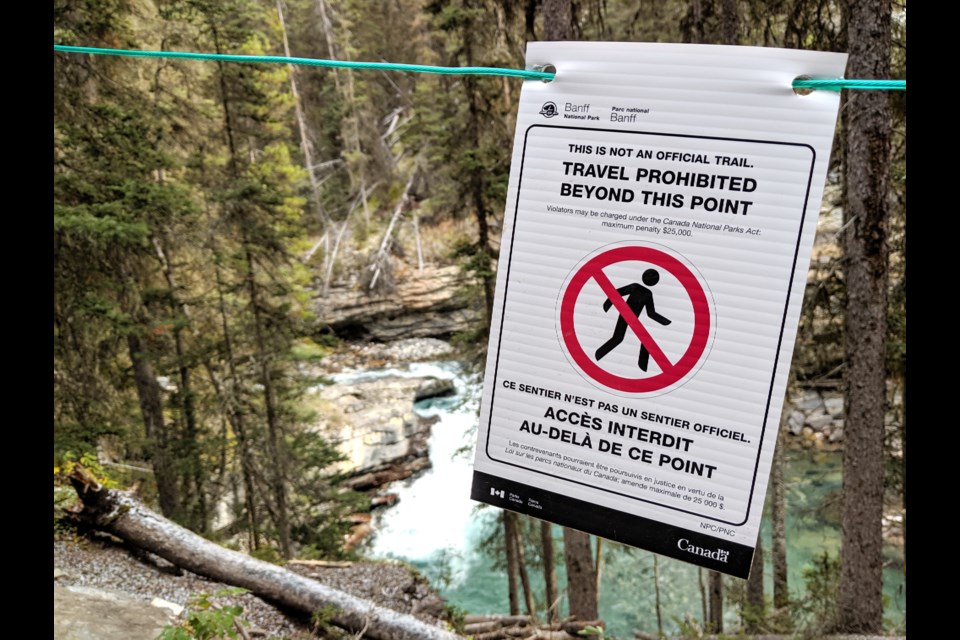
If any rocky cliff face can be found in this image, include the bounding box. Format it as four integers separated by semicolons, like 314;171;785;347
309;259;477;488
309;376;437;477
314;264;483;341
305;339;458;486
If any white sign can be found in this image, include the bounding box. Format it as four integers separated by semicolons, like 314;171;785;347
470;42;847;578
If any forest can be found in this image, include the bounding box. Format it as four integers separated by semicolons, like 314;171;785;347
53;0;906;638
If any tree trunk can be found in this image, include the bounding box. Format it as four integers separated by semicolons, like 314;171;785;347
594;537;603;614
900;369;906;571
684;0;705;43
540;520;558;623
708;570;723;633
563;528;598;621
67;466;461;640
151;236;208;534
720;0;738;44
214;22;293;559
837;0;891;633
277;0;332;279
745;535;764;632
542;0;574;40
212;250;261;551
504;511;521;616
699;568;708;626
509;515;536;617
463;52;495;325
653;554;663;637
244;241;293;560
210;34;262;550
368;171;416;292
127;330;179;520
771;424;788;609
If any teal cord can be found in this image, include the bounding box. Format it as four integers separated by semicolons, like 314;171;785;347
52;44;555;81
793;78;905;91
54;45;906;91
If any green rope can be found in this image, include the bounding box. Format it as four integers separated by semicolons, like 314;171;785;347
52;44;554;81
54;44;906;91
793;78;905;91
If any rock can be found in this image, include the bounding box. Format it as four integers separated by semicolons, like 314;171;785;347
371;493;400;508
787;410;805;435
412;592;448;619
345;522;375;551
823;394;844;416
807;413;834;430
316;265;483;341
309;375;438;476
796;391;823;412
341;457;431;492
150;598;184;617
54;585;175;640
54;538;314;638
416;377;456;401
319;338;455;373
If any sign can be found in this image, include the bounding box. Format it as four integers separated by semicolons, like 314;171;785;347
470;42;847;579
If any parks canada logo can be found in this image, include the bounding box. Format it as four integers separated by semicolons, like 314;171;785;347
539;101;559;118
678;538;730;563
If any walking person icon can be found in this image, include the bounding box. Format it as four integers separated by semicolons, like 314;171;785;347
595;268;671;371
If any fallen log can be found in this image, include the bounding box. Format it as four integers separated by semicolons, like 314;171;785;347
463;616;534;635
462;614;533;626
286;559;353;569
67;465;461;640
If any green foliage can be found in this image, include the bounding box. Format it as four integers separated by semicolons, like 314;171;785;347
54;453;142;537
791;551;841;635
54;451;119;490
310;603;342;636
249;545;284;565
451;237;495;280
443;602;468;635
724;575;794;636
157;588;251;640
672;613;705;639
54;0;356;557
290;337;332;363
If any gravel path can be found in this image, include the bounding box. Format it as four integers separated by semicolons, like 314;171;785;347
54;533;452;639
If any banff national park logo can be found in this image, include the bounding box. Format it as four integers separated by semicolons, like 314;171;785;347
539;102;559;118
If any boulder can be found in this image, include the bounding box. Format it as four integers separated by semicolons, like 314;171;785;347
54;585;176;640
309;375;437;477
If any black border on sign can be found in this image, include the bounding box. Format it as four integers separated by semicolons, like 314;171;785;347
472;471;755;579
482;125;817;529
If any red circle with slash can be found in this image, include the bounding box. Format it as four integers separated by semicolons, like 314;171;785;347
559;245;711;393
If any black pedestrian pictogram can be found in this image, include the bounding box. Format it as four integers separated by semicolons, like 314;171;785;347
595;268;671;371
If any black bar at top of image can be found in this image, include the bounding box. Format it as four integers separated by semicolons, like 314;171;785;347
471;470;755;579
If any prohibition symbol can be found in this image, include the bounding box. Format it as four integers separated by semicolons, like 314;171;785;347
559;245;712;394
